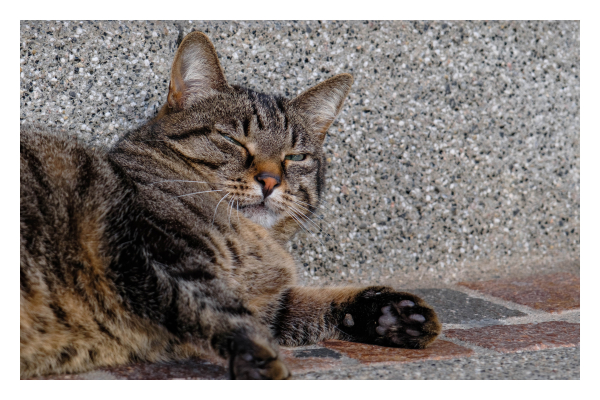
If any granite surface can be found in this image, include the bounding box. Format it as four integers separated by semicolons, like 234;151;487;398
444;321;580;353
279;347;345;374
19;20;580;285
296;347;580;379
321;339;474;364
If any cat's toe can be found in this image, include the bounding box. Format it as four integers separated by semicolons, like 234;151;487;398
231;353;290;380
399;300;415;307
375;305;398;335
230;336;291;380
343;313;355;327
409;314;426;323
374;292;442;349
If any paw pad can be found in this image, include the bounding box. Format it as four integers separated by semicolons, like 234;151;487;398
375;303;428;338
343;313;355;327
399;300;415;307
405;329;421;337
409;314;426;323
376;305;399;336
375;326;387;336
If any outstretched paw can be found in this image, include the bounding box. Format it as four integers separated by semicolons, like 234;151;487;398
373;295;440;348
341;287;441;349
230;335;291;380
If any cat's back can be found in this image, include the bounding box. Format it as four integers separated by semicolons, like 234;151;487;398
20;127;136;377
21;126;113;203
20;126;124;260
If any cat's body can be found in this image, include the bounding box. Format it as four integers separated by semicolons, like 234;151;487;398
21;32;441;379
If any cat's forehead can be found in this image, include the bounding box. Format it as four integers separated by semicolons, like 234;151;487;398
205;87;316;151
239;87;289;133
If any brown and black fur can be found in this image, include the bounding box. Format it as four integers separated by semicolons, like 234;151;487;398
20;31;441;379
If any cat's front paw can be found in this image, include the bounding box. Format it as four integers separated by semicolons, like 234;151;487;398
229;334;291;380
372;295;441;348
342;287;441;349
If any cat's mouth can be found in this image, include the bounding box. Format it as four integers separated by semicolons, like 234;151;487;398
240;202;268;213
239;202;280;228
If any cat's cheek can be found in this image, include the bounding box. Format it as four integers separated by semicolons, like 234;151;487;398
265;188;284;204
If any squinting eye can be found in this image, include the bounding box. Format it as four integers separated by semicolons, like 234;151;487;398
221;134;244;147
285;154;306;161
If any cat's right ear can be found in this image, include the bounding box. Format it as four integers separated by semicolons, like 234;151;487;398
166;31;230;112
290;73;353;142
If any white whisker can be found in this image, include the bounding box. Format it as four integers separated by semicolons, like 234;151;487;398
177;189;223;198
227;195;237;228
212;192;231;226
150;180;214;186
289;200;331;225
289;208;318;235
287;204;333;242
293;198;320;208
292;199;333;218
287;209;325;246
285;210;309;235
288;204;325;234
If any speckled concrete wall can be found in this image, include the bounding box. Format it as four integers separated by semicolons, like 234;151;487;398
20;21;580;286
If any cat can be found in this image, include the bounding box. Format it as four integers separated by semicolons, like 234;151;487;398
20;31;441;379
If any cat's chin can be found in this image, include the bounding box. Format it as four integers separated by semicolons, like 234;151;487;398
241;204;280;229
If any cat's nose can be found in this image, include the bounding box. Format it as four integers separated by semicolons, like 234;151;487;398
255;172;281;199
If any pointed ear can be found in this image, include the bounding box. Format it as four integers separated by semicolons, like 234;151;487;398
167;31;230;112
290;73;353;141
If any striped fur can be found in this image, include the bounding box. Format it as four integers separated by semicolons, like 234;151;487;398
20;32;440;379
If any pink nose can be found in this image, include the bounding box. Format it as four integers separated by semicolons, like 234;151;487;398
255;173;281;198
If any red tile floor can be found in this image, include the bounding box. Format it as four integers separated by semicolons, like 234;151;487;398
458;272;580;313
27;272;580;380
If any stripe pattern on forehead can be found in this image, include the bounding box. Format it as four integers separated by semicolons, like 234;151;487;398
243;88;289;135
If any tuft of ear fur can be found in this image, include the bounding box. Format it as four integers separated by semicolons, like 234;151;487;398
166;31;230;112
290;73;353;141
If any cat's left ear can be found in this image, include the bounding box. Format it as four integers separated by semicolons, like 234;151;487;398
290;73;353;141
166;31;230;112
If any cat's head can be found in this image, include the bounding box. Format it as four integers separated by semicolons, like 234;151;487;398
124;31;352;239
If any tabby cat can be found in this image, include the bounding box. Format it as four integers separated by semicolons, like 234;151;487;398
20;31;441;379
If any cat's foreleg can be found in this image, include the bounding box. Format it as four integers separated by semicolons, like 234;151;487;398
157;279;291;380
273;286;441;348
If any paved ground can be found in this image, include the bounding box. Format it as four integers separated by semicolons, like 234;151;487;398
30;271;579;380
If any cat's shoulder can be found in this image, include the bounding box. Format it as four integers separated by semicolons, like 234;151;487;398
20;124;107;159
20;124;116;192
